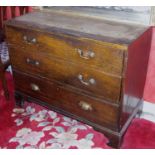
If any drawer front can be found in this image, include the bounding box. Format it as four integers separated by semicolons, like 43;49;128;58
9;47;122;103
6;26;125;76
13;71;119;130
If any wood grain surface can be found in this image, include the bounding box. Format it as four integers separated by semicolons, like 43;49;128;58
13;70;120;130
5;11;148;45
9;46;122;103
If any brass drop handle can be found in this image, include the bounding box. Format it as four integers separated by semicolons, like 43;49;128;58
23;35;37;44
77;49;95;59
30;83;40;91
78;74;96;86
26;58;40;66
78;101;92;111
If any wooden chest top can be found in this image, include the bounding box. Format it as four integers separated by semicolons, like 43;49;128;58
5;10;148;45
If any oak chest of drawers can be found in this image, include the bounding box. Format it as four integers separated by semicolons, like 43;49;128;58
5;9;151;148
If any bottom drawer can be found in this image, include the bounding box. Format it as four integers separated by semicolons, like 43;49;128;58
13;71;119;130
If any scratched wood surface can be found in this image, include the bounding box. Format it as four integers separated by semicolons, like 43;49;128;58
5;11;148;45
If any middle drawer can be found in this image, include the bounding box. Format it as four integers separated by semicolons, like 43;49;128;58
9;47;122;103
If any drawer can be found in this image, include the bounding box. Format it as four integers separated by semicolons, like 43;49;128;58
6;26;126;76
13;71;119;130
9;47;122;103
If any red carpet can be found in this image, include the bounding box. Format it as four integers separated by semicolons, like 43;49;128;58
121;118;155;149
0;72;155;149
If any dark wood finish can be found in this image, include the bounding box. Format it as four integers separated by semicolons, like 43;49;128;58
5;10;151;148
6;26;125;76
0;30;5;42
13;70;120;130
9;47;122;103
5;11;148;45
119;27;153;128
15;91;25;107
0;58;10;100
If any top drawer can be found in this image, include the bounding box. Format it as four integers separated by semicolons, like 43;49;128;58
6;26;126;76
